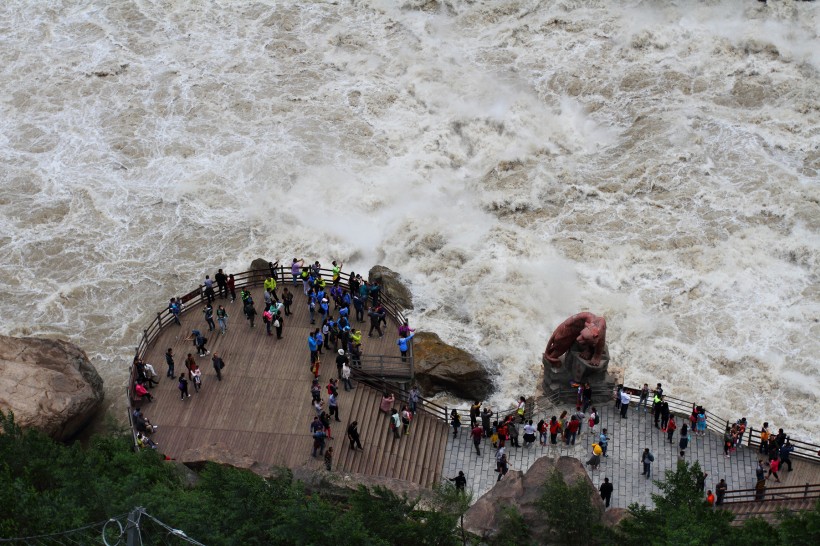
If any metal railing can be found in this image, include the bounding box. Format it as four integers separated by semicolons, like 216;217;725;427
615;385;820;464
745;428;820;463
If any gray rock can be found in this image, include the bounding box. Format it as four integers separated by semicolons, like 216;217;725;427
463;456;605;539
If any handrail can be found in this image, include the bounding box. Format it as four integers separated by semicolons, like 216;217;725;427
720;483;820;504
617;384;820;464
746;427;820;463
127;263;414;436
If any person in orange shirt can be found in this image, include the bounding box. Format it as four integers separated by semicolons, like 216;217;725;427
706;490;715;506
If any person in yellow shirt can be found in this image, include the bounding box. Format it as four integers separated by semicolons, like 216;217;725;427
264;276;278;300
331;260;344;286
586;443;602;470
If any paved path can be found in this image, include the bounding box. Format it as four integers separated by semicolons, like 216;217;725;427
443;402;764;508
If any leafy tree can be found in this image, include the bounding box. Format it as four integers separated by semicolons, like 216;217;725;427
616;461;734;546
537;469;604;545
775;499;820;543
489;505;534;546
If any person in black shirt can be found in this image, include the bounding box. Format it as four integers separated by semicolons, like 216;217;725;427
716;478;728;505
215;269;228;299
599;477;614;508
347;421;363;450
449;471;467;492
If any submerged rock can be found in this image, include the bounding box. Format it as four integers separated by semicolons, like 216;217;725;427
0;334;104;440
412;332;492;400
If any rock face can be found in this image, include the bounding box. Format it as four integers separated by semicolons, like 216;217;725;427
412;332;492;400
0;335;104;440
368;265;413;310
250;258;274;283
464;456;622;539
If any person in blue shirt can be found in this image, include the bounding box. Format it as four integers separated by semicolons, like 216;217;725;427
353;294;365;323
308;332;318;364
168;298;181;325
397;332;415;362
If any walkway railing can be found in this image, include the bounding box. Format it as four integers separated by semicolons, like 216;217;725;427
126;264;413;448
525;381;820;465
721;482;820;504
745;428;820;463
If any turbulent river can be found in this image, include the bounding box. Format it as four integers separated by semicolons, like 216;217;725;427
0;0;818;440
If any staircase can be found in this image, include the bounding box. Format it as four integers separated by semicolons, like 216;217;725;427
723;498;818;525
334;381;449;487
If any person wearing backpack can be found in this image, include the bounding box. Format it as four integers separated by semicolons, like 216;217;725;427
401;405;413;435
641;448;655;478
192;330;209;356
588;407;599;436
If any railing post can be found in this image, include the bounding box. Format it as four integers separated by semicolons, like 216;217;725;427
142;329;148;350
156;312;163;330
748;427;754;447
805;483;809;499
445;406;448;423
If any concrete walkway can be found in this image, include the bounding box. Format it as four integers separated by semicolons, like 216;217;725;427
442;402;760;508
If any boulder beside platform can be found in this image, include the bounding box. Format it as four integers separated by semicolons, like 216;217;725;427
0;334;104;441
412;332;492;400
368;265;413;311
463;456;627;539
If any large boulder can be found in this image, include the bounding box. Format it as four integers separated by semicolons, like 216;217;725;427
250;258;274;284
464;456;607;539
0;335;104;440
412;332;492;400
368;265;413;311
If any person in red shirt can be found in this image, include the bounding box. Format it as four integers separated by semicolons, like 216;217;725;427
767;458;781;482
471;424;483;456
706;490;715;506
497;422;508;449
565;417;580;445
549;417;561;445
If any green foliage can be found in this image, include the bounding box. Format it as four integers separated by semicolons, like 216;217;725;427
617;461;734;546
4;408;817;545
538;469;604;545
0;410;465;544
489;506;533;546
775;499;820;543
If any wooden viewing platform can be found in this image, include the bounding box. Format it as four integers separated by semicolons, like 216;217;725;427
131;267;449;486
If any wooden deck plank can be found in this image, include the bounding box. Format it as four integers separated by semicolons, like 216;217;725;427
139;285;446;486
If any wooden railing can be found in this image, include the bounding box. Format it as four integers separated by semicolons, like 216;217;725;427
349;366;529;425
126;264;414;448
721;482;820;504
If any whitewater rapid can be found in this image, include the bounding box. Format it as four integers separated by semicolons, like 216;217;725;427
0;0;817;440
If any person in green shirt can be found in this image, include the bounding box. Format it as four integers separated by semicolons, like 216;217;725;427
331;260;344;286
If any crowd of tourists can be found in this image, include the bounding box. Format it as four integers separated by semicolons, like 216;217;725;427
448;382;805;508
130;262;808;511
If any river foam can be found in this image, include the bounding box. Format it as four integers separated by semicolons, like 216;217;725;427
0;0;817;440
